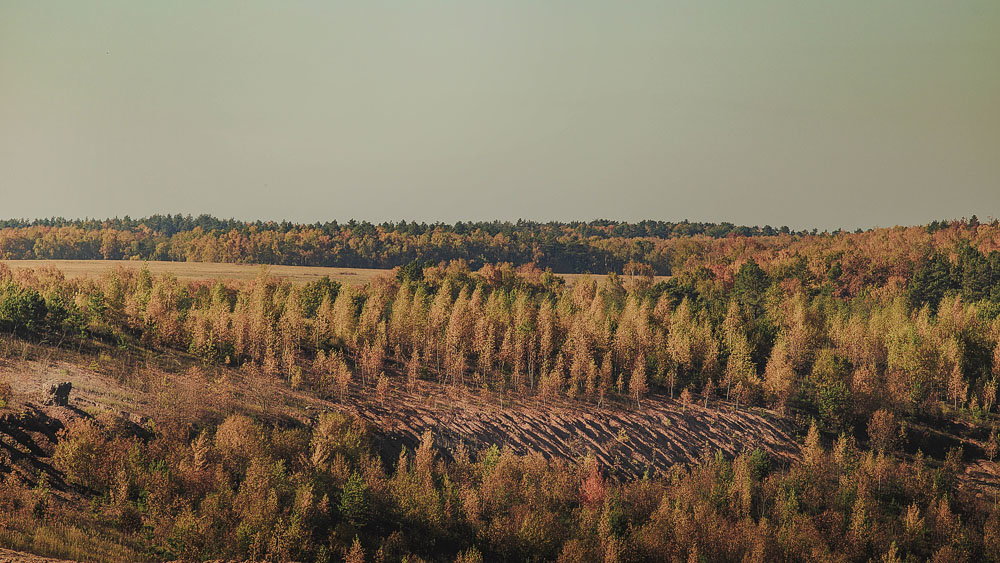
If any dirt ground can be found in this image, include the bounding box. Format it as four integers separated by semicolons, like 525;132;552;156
0;548;74;562
1;346;801;481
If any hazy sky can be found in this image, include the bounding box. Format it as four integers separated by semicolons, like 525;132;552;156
2;2;998;230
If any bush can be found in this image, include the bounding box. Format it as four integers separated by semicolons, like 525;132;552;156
0;378;11;408
53;418;109;490
0;282;48;334
339;472;369;527
868;409;902;453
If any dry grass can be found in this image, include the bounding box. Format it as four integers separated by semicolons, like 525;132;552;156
0;522;145;563
0;333;798;480
1;259;666;286
1;259;390;285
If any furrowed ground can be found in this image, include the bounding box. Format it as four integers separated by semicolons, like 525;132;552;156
0;336;800;485
2;334;998;561
0;335;800;561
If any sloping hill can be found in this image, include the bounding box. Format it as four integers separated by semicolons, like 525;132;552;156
1;342;800;484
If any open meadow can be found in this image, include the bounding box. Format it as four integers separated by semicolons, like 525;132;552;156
0;259;661;286
1;259;391;285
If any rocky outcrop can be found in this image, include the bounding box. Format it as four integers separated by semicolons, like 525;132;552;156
44;381;72;407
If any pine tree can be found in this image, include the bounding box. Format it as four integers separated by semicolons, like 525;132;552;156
313;294;334;348
334;355;352;402
345;536;364;563
375;373;390;406
804;420;824;466
600;353;613;400
332;285;358;346
764;337;796;411
407;350;421;393
388;284;412;352
942;337;966;410
726;330;757;404
703;377;715;409
585;359;598;400
428;287;450;378
629;354;648;408
538;299;557;368
667;298;699;398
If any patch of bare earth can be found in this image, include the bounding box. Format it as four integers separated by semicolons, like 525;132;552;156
1;349;800;481
332;383;801;476
0;548;74;562
959;460;1000;502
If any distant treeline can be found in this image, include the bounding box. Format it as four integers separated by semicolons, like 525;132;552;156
0;214;993;277
0;216;816;274
0;215;811;238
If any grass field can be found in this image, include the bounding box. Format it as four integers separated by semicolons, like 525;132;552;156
1;259;391;285
1;259;666;285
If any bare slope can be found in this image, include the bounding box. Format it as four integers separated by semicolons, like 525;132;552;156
4;341;998;507
2;347;799;481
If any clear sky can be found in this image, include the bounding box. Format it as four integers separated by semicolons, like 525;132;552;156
2;2;998;230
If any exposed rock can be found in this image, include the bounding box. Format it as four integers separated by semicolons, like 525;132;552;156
45;381;72;407
128;412;150;426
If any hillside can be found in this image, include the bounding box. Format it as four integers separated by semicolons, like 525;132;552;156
0;336;805;561
2;343;803;481
1;333;999;561
0;222;999;560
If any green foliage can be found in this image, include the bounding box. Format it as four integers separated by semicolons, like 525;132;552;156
300;276;340;318
908;246;1000;310
908;252;955;309
734;259;769;312
816;380;851;431
52;419;108;491
0;216;808;274
339;472;369;527
957;242;998;302
747;447;770;480
0;282;48;334
396;259;427;284
810;349;853;430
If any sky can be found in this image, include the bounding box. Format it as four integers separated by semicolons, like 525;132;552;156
1;1;998;231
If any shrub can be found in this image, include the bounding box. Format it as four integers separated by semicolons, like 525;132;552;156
0;378;11;409
0;282;48;334
339;472;369;527
868;409;902;453
53;418;109;491
215;414;263;472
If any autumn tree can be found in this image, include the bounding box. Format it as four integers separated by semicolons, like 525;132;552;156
629;354;648;408
764;337;796;411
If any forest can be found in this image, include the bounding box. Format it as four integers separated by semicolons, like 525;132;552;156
1;218;1000;561
0;215;815;273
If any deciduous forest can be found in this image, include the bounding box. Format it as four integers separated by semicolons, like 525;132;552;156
1;218;1000;561
0;216;809;273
